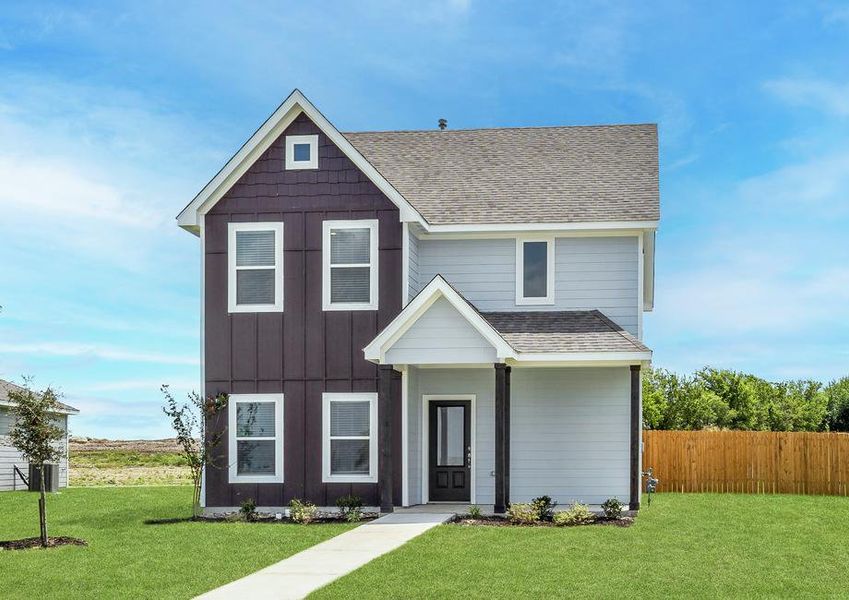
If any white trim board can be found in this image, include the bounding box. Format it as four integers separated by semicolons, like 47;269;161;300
321;392;379;484
400;366;409;507
227;394;285;484
421;394;476;506
322;220;379;311
515;235;555;305
227;222;285;313
284;134;318;170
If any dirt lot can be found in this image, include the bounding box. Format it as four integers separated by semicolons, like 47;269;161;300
69;437;192;487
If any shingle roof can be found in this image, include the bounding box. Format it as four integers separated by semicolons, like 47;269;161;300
481;310;650;354
344;125;659;225
0;379;80;414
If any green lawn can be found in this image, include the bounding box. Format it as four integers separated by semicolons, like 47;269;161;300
0;486;354;599
314;494;849;599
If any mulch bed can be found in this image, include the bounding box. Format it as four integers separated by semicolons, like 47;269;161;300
144;512;379;526
0;536;88;551
450;515;635;528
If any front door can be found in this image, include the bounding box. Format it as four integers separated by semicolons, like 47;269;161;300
428;400;471;502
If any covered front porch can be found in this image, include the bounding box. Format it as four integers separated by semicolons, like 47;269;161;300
383;364;642;514
366;276;650;514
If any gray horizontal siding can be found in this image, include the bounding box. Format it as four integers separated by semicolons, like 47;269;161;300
408;227;420;304
0;409;69;491
385;297;497;365
510;367;630;504
414;236;639;335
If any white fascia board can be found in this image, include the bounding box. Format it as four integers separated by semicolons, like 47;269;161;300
176;89;427;235
363;275;515;363
643;230;655;311
423;220;659;234
509;351;652;366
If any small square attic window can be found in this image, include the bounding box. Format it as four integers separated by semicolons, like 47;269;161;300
285;134;318;170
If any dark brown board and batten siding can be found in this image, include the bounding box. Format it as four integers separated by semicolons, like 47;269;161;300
204;113;402;508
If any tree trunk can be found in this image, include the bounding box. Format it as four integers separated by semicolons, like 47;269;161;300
192;469;201;518
38;463;48;547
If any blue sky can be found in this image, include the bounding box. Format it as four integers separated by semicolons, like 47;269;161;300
1;1;847;439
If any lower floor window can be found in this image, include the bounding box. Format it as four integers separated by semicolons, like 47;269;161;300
228;394;284;483
322;392;378;483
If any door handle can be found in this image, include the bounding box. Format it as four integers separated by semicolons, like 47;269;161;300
466;446;471;468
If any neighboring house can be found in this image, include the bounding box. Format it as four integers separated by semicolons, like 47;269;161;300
0;379;79;491
177;90;658;513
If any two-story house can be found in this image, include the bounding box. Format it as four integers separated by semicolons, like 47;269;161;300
177;90;658;514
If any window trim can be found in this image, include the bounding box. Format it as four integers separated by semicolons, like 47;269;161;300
285;134;319;170
322;392;378;483
228;393;284;484
515;236;555;305
228;222;285;313
322;220;379;311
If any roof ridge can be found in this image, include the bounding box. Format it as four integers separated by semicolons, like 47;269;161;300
344;123;657;135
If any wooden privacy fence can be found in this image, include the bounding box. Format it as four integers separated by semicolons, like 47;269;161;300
643;430;849;496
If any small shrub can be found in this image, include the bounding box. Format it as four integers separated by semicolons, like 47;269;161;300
335;494;363;515
467;505;482;519
345;507;363;523
239;498;257;522
336;494;363;523
531;495;557;521
289;499;318;524
553;502;595;527
506;502;539;525
601;497;624;520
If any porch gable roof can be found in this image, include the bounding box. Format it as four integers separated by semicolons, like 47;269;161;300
363;275;515;364
364;276;652;366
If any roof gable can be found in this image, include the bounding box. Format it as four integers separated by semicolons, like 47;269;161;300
176;89;424;234
364;275;515;363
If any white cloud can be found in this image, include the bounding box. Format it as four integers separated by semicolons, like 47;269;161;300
823;5;849;26
0;156;163;227
737;152;849;213
0;341;198;366
763;78;849;117
79;378;199;393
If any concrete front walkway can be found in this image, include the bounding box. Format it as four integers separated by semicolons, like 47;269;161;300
196;512;453;600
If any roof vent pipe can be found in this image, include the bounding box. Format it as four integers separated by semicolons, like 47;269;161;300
438;118;447;131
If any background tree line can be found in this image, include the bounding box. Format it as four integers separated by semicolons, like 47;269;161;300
642;367;849;432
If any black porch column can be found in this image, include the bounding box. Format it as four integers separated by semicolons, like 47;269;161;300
378;364;394;513
630;364;641;510
494;363;511;514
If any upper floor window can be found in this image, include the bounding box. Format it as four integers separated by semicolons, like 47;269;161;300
285;134;318;170
322;220;379;311
228;222;284;313
228;393;284;484
322;392;378;483
516;237;554;305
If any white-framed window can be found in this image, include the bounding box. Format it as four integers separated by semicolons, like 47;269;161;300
228;222;284;313
285;134;319;170
322;220;379;311
516;236;555;305
322;392;378;483
228;394;284;484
